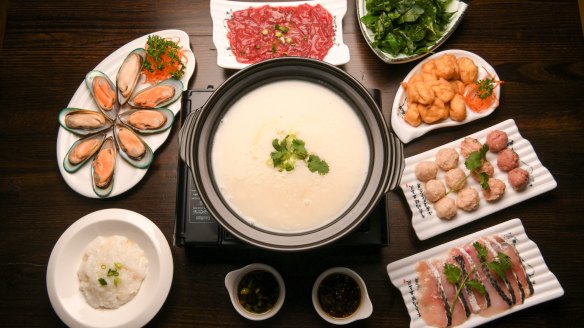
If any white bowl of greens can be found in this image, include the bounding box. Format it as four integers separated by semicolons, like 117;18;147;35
357;0;468;64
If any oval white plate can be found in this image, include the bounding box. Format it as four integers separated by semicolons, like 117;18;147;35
46;208;173;328
400;119;557;240
210;0;350;69
387;218;564;328
357;0;468;64
56;29;196;198
391;49;500;144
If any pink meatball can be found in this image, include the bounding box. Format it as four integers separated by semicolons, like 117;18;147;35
486;130;509;153
508;167;530;191
460;137;483;158
497;148;520;172
482;178;506;202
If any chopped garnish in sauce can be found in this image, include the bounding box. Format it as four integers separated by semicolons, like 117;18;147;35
237;270;280;314
317;273;361;318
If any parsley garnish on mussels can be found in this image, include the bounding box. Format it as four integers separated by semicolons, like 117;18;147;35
270;135;329;175
142;35;185;80
360;0;456;56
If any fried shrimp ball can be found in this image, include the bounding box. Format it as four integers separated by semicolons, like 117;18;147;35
508;167;530;191
431;78;456;103
404;101;422;127
449;94;467;122
424;179;446;203
434;196;457;220
434;53;458;80
444;167;467;191
419;98;448;124
456;187;480;211
497;148;520;172
421;59;437;75
457;57;479;83
435;148;459;171
450;80;465;95
407;81;435;105
486;130;509;153
460;137;483;158
482;178;506;202
415;161;439;182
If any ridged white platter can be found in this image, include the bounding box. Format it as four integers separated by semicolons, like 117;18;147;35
400;119;557;240
56;29;196;198
391;49;500;144
387;218;564;328
46;209;173;328
210;0;350;69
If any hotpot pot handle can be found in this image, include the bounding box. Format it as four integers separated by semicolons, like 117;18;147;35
385;131;405;193
178;111;199;169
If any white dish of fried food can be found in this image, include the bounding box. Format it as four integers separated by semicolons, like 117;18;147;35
387;218;564;328
391;49;500;143
46;209;173;328
400;119;557;240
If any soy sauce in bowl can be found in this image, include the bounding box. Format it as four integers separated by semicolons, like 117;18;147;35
317;273;361;318
237;269;280;314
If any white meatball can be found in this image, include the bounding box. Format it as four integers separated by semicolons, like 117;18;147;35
415;161;439;182
444;168;467;191
482;178;506;202
434;197;457;220
435;148;459;171
456;187;480;211
424;179;446;203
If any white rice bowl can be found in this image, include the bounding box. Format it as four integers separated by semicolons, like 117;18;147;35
78;235;148;309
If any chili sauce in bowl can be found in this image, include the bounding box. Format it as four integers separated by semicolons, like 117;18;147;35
312;267;372;324
225;263;285;320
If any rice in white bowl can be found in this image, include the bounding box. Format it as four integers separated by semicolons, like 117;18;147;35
77;235;148;309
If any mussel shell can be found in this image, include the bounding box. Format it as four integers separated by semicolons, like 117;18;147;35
117;48;146;105
63;132;107;173
117;108;175;134
128;78;183;108
91;136;117;197
58;108;113;136
113;123;154;169
85;70;120;121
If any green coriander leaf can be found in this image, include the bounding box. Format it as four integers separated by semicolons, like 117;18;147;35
465;144;489;171
473;241;489;262
291;139;308;159
443;263;461;285
467;279;487;295
307;155;329;175
477;172;490;190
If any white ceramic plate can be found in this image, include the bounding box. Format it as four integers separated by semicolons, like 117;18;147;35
387;218;564;328
357;0;467;64
401;119;557;240
56;29;196;198
46;208;173;328
210;0;350;69
391;49;500;143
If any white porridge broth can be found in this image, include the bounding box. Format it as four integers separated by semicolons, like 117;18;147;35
77;235;148;309
211;80;370;233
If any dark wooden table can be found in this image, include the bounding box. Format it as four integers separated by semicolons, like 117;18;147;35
1;0;583;327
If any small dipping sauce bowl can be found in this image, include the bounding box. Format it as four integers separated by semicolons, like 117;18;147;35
225;263;286;321
312;267;372;325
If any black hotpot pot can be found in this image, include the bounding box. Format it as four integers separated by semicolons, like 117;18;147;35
178;57;404;251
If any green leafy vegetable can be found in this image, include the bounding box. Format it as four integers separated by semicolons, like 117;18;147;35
443;262;486;316
446;144;490;195
473;242;513;280
270;135;329;175
307;155;330;175
360;0;456;56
